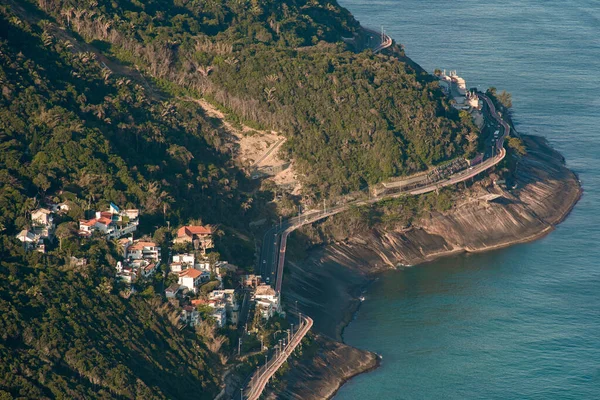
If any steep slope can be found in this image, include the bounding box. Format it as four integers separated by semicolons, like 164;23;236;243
0;6;256;399
15;0;478;196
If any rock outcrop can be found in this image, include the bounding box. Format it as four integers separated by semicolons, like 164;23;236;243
276;135;581;399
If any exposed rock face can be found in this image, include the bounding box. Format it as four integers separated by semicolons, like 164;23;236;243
264;335;379;400
276;135;581;399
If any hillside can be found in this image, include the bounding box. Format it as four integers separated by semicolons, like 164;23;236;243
0;0;482;398
15;0;477;196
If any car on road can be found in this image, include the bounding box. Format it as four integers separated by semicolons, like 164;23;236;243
263;260;266;264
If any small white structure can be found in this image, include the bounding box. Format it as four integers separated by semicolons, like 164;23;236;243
254;284;281;320
181;306;201;327
210;304;226;328
31;208;53;227
178;269;203;293
127;241;160;261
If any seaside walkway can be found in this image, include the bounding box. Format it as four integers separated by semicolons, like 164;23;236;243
243;315;313;400
245;92;510;398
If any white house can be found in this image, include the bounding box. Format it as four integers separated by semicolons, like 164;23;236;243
209;289;239;325
127;241;160;261
31;208;53;227
254;284;280;320
173;253;195;265
180;306;201;327
178;269;202;293
208;301;226;328
171;253;195;273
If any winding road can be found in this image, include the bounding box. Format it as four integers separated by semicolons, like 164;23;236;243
243;92;510;398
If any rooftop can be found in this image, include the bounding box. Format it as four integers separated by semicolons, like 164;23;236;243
177;225;213;237
179;269;202;279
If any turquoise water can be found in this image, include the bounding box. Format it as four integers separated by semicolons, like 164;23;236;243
335;1;600;398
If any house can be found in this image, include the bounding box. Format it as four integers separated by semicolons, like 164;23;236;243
31;208;53;227
196;260;211;271
207;301;227;328
178;269;203;293
16;229;37;245
79;217;113;236
127;241;160;261
117;237;132;257
141;262;157;278
173;253;195;265
170;253;195;273
165;283;183;299
209;289;239;325
256;298;277;319
78;203;139;239
254;284;281;320
180;305;201;327
16;229;46;253
243;274;262;288
174;225;214;252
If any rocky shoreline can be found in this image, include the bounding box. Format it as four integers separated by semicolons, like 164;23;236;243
273;134;581;399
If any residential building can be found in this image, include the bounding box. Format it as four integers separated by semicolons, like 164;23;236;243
173;253;195;265
127;241;160;261
254;284;281;320
16;229;45;252
209;289;240;325
243;274;262;288
170;253;195;273
31;208;53;228
141;262;157;278
174;225;214;252
78;203;139;239
208;301;226;328
180;305;201;327
178;269;203;293
165;283;183;299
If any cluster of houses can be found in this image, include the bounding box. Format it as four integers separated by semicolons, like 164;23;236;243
437;70;481;110
79;203;139;239
243;274;281;320
16;207;56;252
116;238;161;283
15;198;283;332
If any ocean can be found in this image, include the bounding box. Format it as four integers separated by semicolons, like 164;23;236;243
334;0;600;398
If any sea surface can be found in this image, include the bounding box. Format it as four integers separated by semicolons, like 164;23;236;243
335;1;600;399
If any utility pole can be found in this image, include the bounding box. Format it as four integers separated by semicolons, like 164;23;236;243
287;329;291;344
291;323;294;336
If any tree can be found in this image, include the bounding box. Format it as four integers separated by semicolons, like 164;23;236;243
55;221;77;250
497;90;513;109
507;137;526;156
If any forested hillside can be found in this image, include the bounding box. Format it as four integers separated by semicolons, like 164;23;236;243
0;0;479;398
18;0;475;196
0;4;255;398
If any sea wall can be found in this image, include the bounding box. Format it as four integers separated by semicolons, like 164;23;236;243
273;135;581;399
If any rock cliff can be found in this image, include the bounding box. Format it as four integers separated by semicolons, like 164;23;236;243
275;135;581;399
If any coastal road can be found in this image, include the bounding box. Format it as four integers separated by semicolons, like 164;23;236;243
260;92;510;292
244;315;313;400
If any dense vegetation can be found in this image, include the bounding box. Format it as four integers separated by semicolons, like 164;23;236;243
21;0;476;196
0;0;482;397
0;4;264;398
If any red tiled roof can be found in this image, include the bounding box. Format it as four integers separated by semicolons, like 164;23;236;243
97;217;112;226
144;263;156;272
179;269;202;279
100;211;112;219
80;219;97;227
177;225;212;238
129;241;157;251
